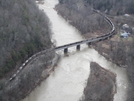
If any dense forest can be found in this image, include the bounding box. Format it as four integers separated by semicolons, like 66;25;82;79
109;39;134;101
59;0;134;15
85;0;134;15
0;0;55;100
0;0;52;78
56;0;110;35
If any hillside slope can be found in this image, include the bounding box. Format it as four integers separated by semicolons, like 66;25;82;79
85;0;134;15
56;0;110;35
0;0;53;78
0;0;56;101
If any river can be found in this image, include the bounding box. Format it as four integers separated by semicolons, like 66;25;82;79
22;0;128;101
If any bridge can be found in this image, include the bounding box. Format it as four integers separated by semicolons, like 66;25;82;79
8;9;115;82
55;9;115;54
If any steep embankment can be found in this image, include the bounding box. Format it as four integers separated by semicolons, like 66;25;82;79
84;0;134;15
0;0;55;101
0;0;52;78
55;0;110;36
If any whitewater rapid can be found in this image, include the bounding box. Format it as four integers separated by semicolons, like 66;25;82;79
22;0;128;101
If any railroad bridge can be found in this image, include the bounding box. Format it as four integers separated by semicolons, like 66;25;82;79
7;9;115;82
55;9;115;54
54;32;114;54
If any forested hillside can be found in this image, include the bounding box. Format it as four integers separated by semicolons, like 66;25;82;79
56;0;110;35
0;0;52;78
85;0;134;15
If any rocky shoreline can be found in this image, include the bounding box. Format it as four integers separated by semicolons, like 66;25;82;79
82;62;116;101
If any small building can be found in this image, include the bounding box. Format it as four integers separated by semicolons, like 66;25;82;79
124;14;130;17
120;31;130;38
122;24;132;33
122;24;129;30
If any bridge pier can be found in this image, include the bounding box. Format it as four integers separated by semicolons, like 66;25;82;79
104;37;108;40
87;42;91;47
99;39;102;41
76;45;80;51
109;35;112;38
64;48;68;54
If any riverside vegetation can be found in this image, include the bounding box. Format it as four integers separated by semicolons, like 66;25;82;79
81;62;116;101
0;0;55;101
85;0;134;15
56;0;110;35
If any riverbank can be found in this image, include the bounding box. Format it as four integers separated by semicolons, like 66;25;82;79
91;31;134;101
0;50;60;101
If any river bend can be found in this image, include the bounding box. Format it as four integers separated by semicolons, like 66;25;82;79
22;0;128;101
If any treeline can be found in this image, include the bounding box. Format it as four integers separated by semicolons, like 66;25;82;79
109;39;134;101
94;29;134;100
56;0;110;35
1;49;55;101
0;0;52;77
85;0;134;15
